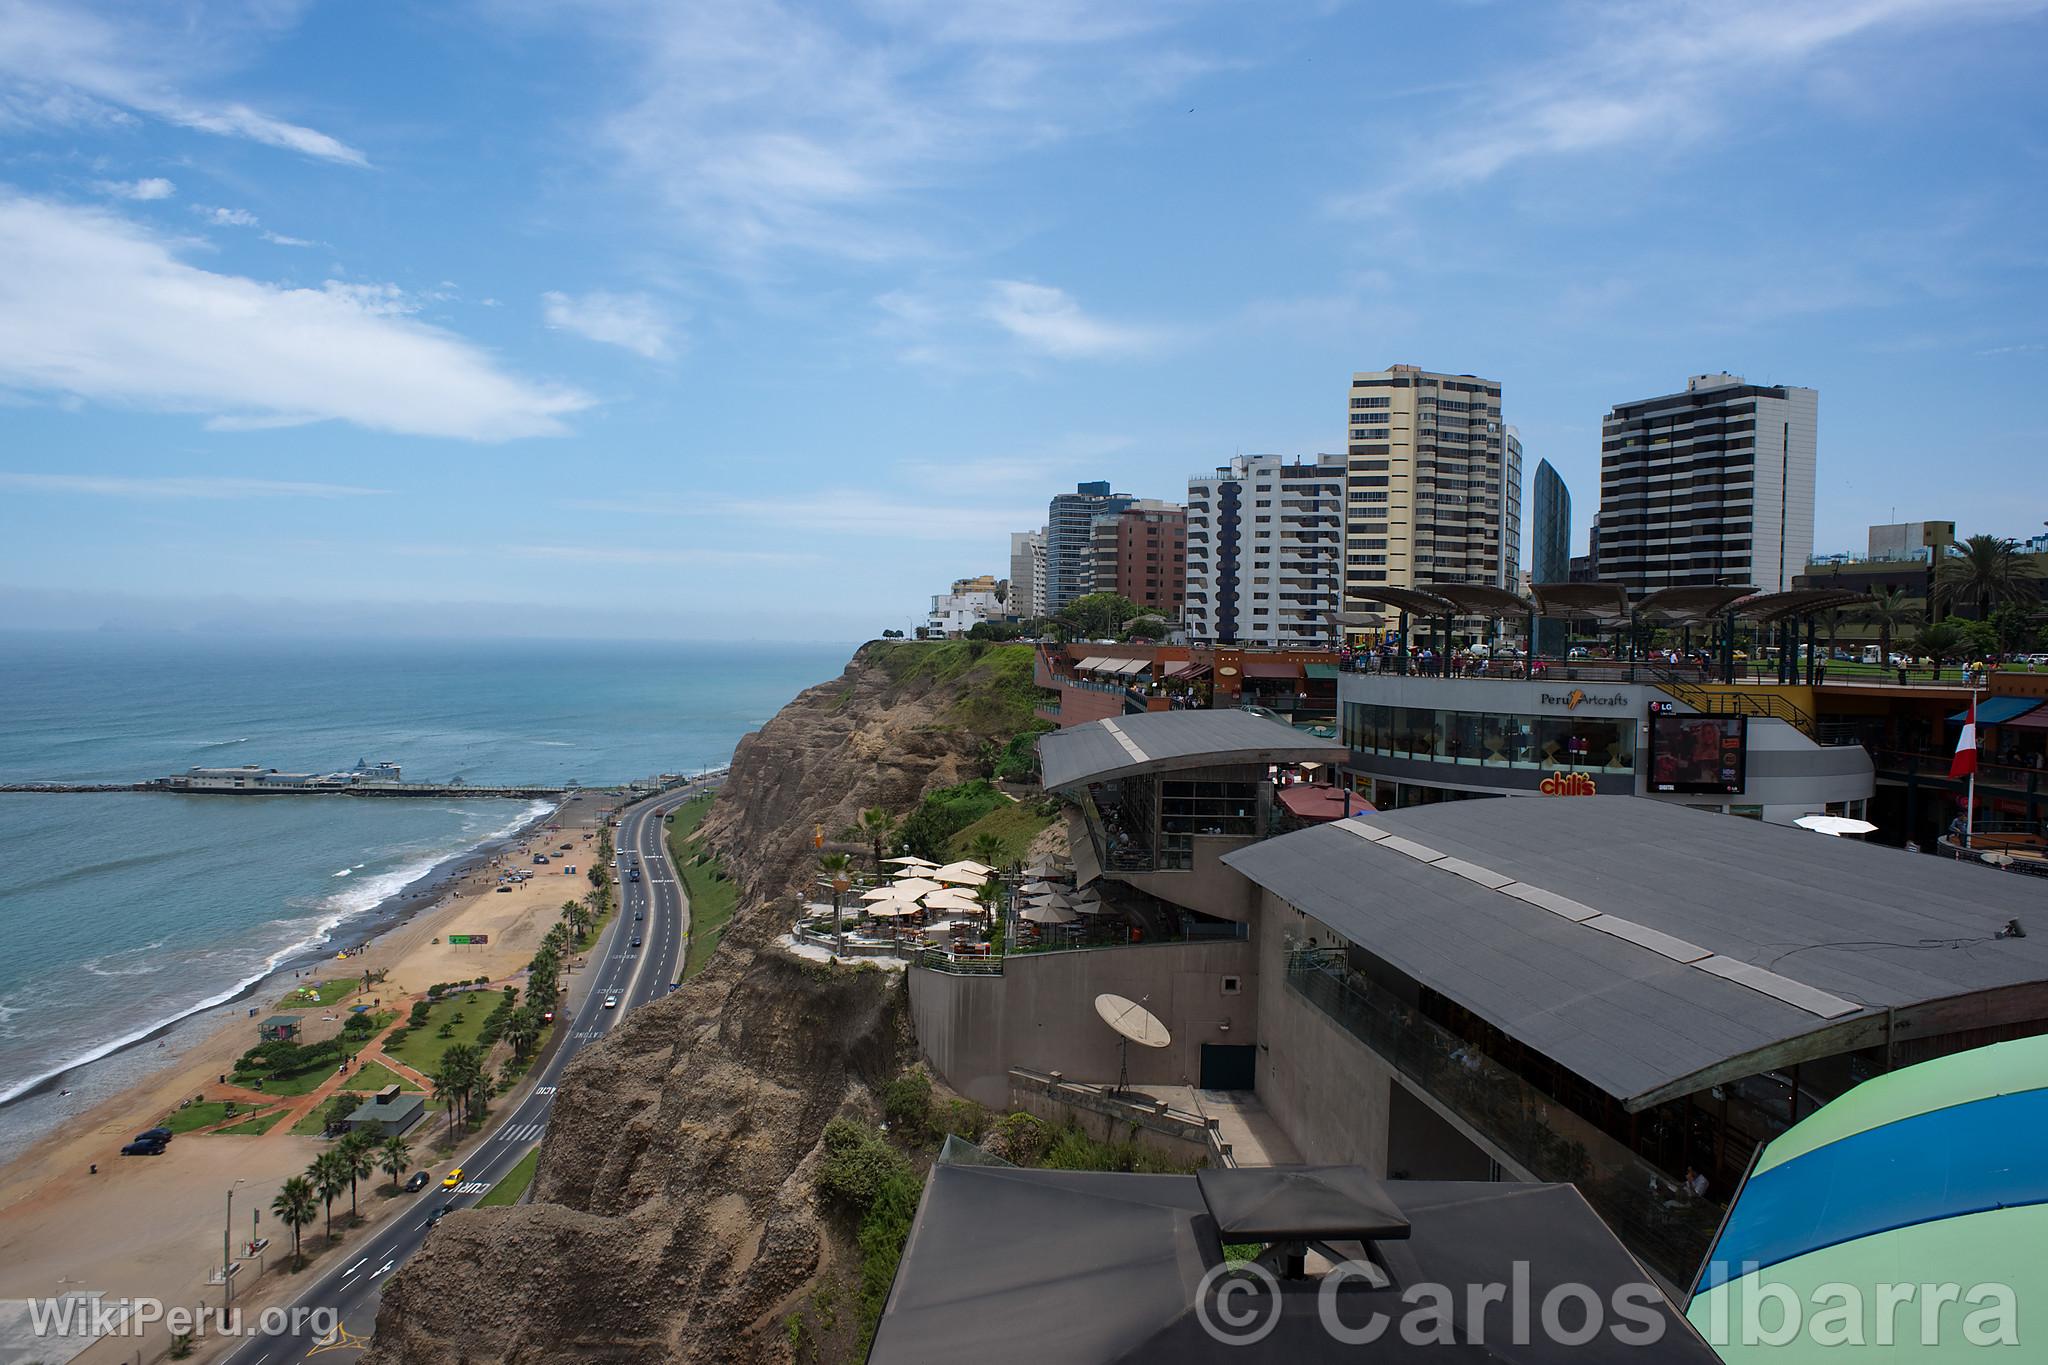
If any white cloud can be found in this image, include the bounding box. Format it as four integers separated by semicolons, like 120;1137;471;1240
541;290;676;360
0;473;387;499
261;230;313;247
195;205;259;227
1351;0;2048;202
0;191;588;440
527;0;1212;263
982;280;1166;359
0;0;366;165
94;176;175;201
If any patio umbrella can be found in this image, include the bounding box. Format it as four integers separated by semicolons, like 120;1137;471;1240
861;886;911;902
1020;880;1065;895
948;859;994;876
884;854;938;867
1026;890;1073;909
1794;814;1879;837
1024;857;1064;877
1020;903;1078;924
931;861;989;885
889;876;944;897
922;890;980;912
865;902;915;918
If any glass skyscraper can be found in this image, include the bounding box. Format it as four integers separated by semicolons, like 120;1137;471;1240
1530;458;1571;656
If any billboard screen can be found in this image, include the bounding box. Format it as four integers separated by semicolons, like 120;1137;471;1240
1648;705;1746;795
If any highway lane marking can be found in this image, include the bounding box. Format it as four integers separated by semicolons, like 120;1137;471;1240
500;1122;545;1142
536;1085;556;1096
344;1258;367;1276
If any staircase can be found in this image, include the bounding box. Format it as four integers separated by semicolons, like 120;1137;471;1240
1648;670;1816;738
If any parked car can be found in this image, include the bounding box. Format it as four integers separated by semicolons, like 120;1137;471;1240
404;1171;431;1192
134;1127;173;1144
442;1166;463;1189
121;1139;166;1156
425;1204;454;1227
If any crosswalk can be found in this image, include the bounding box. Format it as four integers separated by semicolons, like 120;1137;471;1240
499;1121;546;1143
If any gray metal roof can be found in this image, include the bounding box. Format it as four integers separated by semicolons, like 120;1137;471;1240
1038;709;1347;792
1223;797;2048;1107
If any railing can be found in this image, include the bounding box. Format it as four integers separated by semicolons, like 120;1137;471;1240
1285;950;1722;1286
1935;820;2048;879
1872;750;2046;791
1650;672;1816;738
912;948;1004;976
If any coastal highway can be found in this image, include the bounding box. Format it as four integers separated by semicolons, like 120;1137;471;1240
215;780;711;1365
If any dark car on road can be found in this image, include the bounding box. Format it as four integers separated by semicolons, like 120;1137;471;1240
631;935;642;947
134;1127;173;1144
121;1139;166;1156
404;1171;432;1192
425;1204;454;1227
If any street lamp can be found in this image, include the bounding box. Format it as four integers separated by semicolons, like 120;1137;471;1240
223;1178;245;1307
830;869;852;958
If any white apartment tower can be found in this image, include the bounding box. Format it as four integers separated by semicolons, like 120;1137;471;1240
1009;530;1047;619
1594;374;1817;593
1343;365;1518;632
1184;454;1345;648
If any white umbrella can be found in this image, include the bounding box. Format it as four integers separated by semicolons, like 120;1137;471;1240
865;903;915;918
1021;903;1078;924
922;890;980;912
861;886;911;902
947;859;994;876
884;854;937;867
1020;880;1065;895
931;861;990;885
1026;890;1073;909
1024;857;1064;876
889;876;944;896
1794;814;1879;837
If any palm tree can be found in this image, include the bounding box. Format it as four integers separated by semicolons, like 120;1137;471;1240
308;1150;349;1242
973;876;1003;926
272;1177;317;1269
819;851;854;954
1936;534;2042;621
967;832;1006;871
505;1008;540;1061
439;1042;485;1133
377;1133;412;1193
857;807;898;873
1911;621;1967;681
1861;586;1921;673
338;1130;376;1218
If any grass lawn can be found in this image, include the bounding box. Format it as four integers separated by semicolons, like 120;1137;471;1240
290;1093;368;1135
945;802;1053;865
347;1060;420;1092
217;1109;289;1136
158;1100;247;1134
386;995;496;1074
477;1147;540;1206
275;978;359;1011
668;793;736;980
231;1064;339;1099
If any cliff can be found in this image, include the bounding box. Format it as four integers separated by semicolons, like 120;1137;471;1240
362;641;1039;1365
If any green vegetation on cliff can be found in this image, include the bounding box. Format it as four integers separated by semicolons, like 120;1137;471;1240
945;801;1053;864
667;793;737;978
863;640;1039;734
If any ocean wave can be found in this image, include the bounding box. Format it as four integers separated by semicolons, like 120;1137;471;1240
332;868;352;877
83;942;167;978
190;737;250;750
534;740;575;747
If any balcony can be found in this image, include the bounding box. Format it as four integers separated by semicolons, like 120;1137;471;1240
1284;951;1722;1286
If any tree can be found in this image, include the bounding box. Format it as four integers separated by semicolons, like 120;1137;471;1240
272;1177;317;1269
1119;613;1171;643
432;1043;484;1143
378;1133;412;1193
1985;602;2042;662
856;807;898;873
338;1130;377;1218
505;1007;540;1061
1935;534;2041;620
819;851;854;953
1910;621;1967;679
1054;592;1139;642
308;1150;349;1243
967;832;1006;871
1860;586;1921;671
973;876;1003;923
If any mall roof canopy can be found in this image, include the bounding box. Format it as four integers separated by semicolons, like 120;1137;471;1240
1222;797;2048;1111
1730;587;1873;622
1423;582;1533;617
1634;584;1757;623
1336;587;1459;618
1529;581;1632;622
870;1160;1714;1365
1038;709;1346;793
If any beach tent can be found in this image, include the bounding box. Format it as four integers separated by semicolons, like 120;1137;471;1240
1688;1033;2048;1360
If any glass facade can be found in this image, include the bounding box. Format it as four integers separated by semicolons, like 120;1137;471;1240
1159;778;1258;869
1530;458;1570;656
1343;701;1636;772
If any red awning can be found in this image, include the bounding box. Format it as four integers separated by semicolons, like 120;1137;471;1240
1242;661;1301;680
1165;660;1211;679
1276;785;1372;822
2002;704;2048;730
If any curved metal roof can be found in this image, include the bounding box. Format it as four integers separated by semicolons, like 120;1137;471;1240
1037;709;1346;792
1730;588;1873;623
1634;584;1757;623
1423;582;1533;616
1339;587;1460;617
1529;581;1632;622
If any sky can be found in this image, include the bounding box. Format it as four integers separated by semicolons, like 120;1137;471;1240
1;0;2045;640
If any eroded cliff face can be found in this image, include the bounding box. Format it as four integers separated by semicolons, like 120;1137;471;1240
364;642;1034;1365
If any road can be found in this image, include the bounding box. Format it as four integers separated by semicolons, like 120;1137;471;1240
216;779;712;1364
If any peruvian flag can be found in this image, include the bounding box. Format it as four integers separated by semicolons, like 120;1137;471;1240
1951;697;1979;780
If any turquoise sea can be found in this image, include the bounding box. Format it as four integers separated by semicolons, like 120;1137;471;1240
0;633;849;1146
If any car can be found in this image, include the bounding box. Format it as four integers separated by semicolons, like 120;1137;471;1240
603;993;619;1009
403;1171;431;1192
121;1139;166;1156
425;1204;454;1227
134;1126;173;1144
495;885;512;893
442;1167;463;1189
630;935;642;947
634;910;643;920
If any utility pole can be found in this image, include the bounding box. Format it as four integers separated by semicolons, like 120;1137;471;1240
223;1186;233;1308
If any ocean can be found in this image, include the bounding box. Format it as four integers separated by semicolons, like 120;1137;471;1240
0;633;850;1146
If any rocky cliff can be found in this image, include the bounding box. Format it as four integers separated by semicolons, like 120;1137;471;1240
363;641;1039;1365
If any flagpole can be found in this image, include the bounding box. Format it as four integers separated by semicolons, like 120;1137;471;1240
1965;686;1979;849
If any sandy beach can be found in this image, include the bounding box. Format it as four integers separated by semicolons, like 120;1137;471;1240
0;790;621;1364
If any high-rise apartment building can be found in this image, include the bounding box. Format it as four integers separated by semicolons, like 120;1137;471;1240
1529;458;1571;656
1594;374;1817;594
1045;482;1132;614
1086;501;1187;620
1009;530;1046;619
1184;455;1344;648
1343;365;1518;632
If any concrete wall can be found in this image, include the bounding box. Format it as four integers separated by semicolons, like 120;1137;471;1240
909;939;1257;1109
1115;837;1261;921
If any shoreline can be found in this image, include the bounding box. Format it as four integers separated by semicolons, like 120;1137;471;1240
0;795;563;1126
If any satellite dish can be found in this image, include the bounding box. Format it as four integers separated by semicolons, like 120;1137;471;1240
1095;994;1171;1048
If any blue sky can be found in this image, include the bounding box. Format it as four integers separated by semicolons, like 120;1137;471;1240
1;0;2044;640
